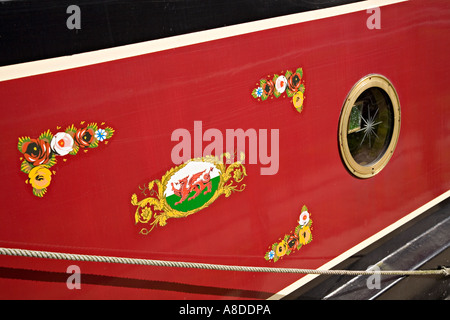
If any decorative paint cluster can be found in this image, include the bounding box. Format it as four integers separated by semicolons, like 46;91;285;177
264;205;312;262
18;121;114;197
251;67;306;113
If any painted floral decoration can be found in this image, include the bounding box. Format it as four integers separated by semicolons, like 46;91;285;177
251;67;306;113
18;121;114;197
264;205;312;262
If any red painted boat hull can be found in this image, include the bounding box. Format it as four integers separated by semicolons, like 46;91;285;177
0;0;449;299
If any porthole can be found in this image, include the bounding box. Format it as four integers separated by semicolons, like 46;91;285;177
338;75;400;178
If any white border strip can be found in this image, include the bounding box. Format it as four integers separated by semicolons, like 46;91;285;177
0;0;408;82
269;189;450;300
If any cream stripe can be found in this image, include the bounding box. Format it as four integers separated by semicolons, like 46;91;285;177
0;0;408;82
269;189;450;300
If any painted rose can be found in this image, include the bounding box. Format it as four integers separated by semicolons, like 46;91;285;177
293;91;304;111
287;234;299;250
287;71;302;92
298;210;310;227
275;240;287;257
299;226;312;245
262;79;274;98
28;165;52;190
50;132;74;156
21;139;52;166
74;127;95;148
275;75;287;94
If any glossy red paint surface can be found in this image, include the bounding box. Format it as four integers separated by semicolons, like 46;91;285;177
0;0;449;299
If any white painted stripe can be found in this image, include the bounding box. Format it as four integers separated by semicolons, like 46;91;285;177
0;0;408;82
268;189;450;300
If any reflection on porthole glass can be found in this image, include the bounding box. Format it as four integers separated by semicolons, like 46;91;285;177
346;87;394;166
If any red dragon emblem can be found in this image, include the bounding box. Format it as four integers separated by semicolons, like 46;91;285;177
171;168;213;205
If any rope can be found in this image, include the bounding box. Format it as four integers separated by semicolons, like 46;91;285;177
0;247;448;277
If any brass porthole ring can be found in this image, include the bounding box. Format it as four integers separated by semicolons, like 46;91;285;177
338;74;401;178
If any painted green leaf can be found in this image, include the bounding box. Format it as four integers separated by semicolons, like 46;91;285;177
104;127;115;139
251;88;259;99
38;130;53;143
295;224;302;236
69;144;79;155
20;160;34;174
89;139;99;149
285;70;293;79
65;124;77;135
259;79;267;87
17;136;31;153
46;154;57;168
286;88;294;98
86;122;98;132
33;187;47;197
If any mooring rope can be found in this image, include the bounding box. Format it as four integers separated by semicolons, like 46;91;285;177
0;247;448;277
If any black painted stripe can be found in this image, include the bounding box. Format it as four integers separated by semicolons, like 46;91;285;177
0;0;364;66
0;266;273;299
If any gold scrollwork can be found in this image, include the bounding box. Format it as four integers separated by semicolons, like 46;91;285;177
131;154;247;235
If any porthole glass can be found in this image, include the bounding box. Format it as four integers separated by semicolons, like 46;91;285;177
339;75;400;178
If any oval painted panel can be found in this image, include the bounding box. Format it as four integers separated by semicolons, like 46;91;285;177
164;160;221;212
